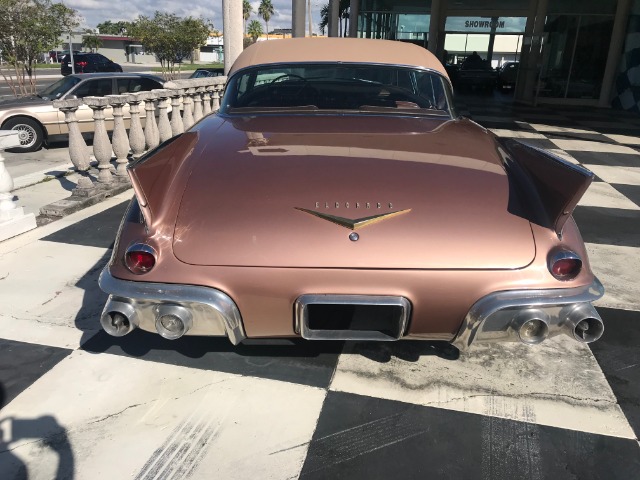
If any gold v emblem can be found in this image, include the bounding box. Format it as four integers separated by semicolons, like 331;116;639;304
295;207;411;230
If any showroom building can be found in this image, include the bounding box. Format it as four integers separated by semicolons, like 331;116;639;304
314;0;640;111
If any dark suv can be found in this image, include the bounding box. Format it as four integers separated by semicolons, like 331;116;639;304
61;53;123;76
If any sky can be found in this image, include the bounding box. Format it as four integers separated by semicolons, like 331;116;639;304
66;0;326;35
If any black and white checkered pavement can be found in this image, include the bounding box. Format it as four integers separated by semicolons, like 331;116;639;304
1;96;639;479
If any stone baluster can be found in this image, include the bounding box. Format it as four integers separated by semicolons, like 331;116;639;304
0;131;37;241
152;89;173;143
83;96;113;184
126;93;146;159
139;91;160;151
105;95;131;177
202;89;212;116
53;98;94;190
211;86;221;112
193;87;205;123
169;89;185;137
182;88;195;130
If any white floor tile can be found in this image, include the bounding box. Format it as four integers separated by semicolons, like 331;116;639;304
0;350;325;480
579;182;640;210
551;139;638;154
585;165;640;185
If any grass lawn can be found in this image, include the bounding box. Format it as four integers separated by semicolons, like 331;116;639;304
151;63;223;72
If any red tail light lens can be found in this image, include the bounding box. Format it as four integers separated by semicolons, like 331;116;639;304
76;61;88;67
549;251;582;281
125;244;156;274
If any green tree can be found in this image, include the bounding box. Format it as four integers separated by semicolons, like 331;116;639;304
97;20;133;35
82;29;102;52
247;20;263;42
243;0;252;34
0;0;79;96
129;12;211;80
258;0;274;40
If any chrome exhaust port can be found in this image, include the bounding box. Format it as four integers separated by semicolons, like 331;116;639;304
561;303;604;343
100;300;137;337
154;304;193;340
511;309;550;345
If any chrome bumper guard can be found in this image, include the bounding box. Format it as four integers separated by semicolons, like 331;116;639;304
453;278;605;350
98;268;246;345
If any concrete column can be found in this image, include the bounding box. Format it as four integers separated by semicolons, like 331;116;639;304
153;89;173;143
515;0;539;101
329;0;340;37
487;17;498;63
599;0;633;107
0;131;37;242
169;91;185;136
84;97;113;184
182;89;195;130
105;95;131;176
522;0;549;103
193;87;204;123
223;0;243;74
127;94;146;159
202;90;212;116
349;0;360;37
212;86;222;111
292;0;306;37
140;91;160;151
53;98;93;190
428;0;442;54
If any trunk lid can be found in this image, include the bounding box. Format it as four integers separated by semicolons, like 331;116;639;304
172;115;535;269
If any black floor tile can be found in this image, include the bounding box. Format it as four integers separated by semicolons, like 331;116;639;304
0;339;72;409
567;151;640;168
513;138;558;150
300;391;640;480
40;200;130;249
572;206;640;247
590;307;640;439
610;184;640;208
81;330;343;389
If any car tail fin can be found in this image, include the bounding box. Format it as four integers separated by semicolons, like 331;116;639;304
127;132;199;228
499;139;594;236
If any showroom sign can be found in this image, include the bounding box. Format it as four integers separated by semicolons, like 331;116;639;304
445;16;527;33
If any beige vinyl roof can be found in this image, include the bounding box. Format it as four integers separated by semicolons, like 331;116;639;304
229;38;448;79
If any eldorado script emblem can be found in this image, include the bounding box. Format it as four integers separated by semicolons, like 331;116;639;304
295;207;411;230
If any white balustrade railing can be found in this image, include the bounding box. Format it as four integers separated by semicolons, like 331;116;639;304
53;76;227;190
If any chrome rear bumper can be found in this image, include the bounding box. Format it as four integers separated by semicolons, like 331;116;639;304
98;268;246;344
452;278;605;350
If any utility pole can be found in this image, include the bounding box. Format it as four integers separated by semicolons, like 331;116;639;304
308;0;312;36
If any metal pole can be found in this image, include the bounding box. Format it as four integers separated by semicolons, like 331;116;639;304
69;32;75;74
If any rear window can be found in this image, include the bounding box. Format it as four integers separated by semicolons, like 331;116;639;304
116;77;163;94
70;78;113;97
221;63;452;116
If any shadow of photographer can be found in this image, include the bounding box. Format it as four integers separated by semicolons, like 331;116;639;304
0;383;75;479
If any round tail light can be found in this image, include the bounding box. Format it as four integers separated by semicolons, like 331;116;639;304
548;250;582;281
125;244;156;274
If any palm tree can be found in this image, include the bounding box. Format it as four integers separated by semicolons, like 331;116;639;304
258;0;275;40
320;0;351;36
243;0;252;34
247;19;263;42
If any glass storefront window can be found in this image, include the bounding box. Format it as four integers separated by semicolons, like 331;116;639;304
539;15;614;99
547;0;617;15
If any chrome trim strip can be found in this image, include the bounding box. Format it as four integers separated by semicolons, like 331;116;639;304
98;268;246;344
295;294;411;341
453;278;604;350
